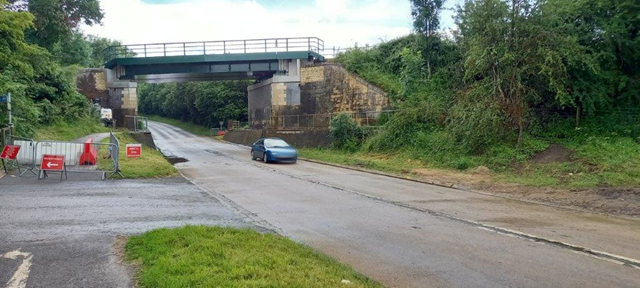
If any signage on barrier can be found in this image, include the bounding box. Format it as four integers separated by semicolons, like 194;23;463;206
126;144;142;158
41;154;65;171
1;145;20;160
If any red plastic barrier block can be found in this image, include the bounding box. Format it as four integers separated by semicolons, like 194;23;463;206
79;138;98;165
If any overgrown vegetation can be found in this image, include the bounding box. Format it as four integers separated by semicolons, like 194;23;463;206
1;0;124;137
325;0;640;188
34;116;109;141
126;226;381;288
329;113;368;151
138;81;251;129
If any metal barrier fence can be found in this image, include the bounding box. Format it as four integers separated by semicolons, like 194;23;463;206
268;110;395;130
2;132;122;180
229;120;250;130
34;140;118;180
109;132;122;178
126;115;149;132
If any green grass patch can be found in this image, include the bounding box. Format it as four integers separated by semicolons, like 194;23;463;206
35;117;110;141
100;133;177;178
301;135;640;189
144;115;214;136
299;148;418;174
126;226;381;288
500;136;640;189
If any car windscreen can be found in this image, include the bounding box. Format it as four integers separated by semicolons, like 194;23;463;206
264;139;290;148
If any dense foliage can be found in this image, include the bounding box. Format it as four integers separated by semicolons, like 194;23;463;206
0;0;117;137
138;81;251;128
329;113;367;151
336;0;640;159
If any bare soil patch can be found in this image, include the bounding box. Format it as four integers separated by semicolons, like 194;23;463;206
531;143;573;163
411;168;640;218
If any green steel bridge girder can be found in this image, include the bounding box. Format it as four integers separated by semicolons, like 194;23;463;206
105;51;325;80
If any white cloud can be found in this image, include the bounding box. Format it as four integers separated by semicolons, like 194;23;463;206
81;0;413;49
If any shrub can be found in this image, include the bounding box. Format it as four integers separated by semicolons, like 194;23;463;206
329;113;365;151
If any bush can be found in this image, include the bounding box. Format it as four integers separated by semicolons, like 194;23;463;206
448;96;507;153
329;114;365;151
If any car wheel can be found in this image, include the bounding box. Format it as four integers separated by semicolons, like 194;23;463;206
263;152;269;163
251;150;256;160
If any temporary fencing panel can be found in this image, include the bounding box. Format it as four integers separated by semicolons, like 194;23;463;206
2;133;121;179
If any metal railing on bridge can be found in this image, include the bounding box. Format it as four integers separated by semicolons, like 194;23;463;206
103;37;324;64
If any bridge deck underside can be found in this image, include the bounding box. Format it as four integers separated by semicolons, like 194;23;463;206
107;51;323;82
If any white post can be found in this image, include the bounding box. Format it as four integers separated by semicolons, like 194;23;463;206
7;92;12;128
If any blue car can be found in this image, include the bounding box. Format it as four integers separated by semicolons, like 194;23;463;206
251;138;298;164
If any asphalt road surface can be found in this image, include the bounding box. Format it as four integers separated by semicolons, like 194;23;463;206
0;176;253;287
149;121;640;288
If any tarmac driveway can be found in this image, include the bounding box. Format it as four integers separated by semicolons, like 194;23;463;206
0;175;253;288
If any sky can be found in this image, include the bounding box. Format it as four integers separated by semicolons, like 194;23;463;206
81;0;460;49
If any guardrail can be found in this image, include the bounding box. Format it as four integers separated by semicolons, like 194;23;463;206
103;37;325;63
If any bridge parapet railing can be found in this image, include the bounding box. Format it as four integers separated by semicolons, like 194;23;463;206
104;37;324;63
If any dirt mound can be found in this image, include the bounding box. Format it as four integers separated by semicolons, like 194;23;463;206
473;166;491;175
531;144;573;163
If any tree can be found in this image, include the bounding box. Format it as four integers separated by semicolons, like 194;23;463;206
1;1;93;136
410;0;444;78
138;81;250;128
85;35;122;67
52;31;91;66
5;0;103;49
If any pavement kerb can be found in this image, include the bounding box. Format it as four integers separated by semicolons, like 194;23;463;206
211;136;639;221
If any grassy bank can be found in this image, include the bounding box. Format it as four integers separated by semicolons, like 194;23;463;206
300;135;640;189
100;133;177;178
144;115;214;136
126;226;380;287
35;117;110;141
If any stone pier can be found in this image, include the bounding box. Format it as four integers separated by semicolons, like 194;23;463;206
76;68;138;129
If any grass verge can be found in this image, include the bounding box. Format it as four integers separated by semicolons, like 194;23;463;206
144;115;214;136
300;135;640;189
35;117;110;141
100;133;177;178
126;226;380;287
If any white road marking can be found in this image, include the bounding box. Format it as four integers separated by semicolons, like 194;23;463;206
3;249;33;288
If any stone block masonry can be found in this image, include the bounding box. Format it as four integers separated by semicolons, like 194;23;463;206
300;64;389;115
248;63;390;129
77;68;138;129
